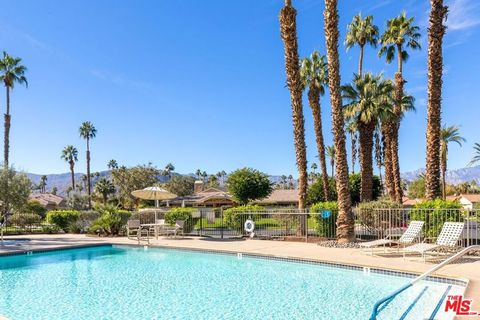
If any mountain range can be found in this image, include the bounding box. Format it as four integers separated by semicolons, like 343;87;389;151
26;165;480;197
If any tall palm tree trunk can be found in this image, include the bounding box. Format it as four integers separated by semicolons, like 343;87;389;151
324;0;353;243
391;65;404;203
86;139;92;208
350;132;356;174
69;161;76;191
4;87;10;167
279;0;308;210
425;0;448;200
358;45;364;77
308;88;329;201
381;123;395;200
358;122;375;201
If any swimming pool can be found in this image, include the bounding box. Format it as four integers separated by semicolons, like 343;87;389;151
0;245;465;319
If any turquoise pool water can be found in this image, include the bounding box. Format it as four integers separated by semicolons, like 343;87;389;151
0;245;463;319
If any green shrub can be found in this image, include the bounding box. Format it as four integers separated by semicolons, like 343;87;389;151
9;213;42;229
164;207;197;233
69;210;101;233
223;205;264;231
310;202;338;238
89;206;131;236
41;224;61;234
306;177;337;205
46;210;80;232
22;200;48;218
410;199;463;238
356;200;404;235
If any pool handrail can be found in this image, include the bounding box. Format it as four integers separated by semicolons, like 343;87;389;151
369;245;480;320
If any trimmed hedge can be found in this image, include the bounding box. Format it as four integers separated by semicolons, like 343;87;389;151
46;210;80;232
164;207;197;233
223;205;264;231
356;200;404;235
310;202;338;238
410;199;463;238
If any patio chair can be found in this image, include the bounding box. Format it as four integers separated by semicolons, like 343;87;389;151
402;222;465;262
359;220;425;255
127;219;149;244
174;220;185;237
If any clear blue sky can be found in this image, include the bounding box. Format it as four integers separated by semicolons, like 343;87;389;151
0;0;479;176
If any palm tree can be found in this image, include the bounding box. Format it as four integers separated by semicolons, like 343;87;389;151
61;145;78;191
164;163;175;179
324;0;353;243
311;162;318;174
380;93;416;200
326;145;335;178
0;52;28;167
440;125;465;199
346;121;357;174
39;175;47;193
280;0;308;209
374;127;383;194
94;177;115;205
379;11;421;203
425;1;449;200
342;73;393;201
107;159;118;171
345;13;379;76
195;169;202;180
468;143;480;167
300;51;329;201
79;121;97;208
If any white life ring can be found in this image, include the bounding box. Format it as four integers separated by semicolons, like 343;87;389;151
244;219;255;233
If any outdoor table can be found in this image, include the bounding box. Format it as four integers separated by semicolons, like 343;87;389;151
140;223;176;240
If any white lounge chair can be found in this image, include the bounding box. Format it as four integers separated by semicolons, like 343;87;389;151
359;220;424;255
402;222;465;262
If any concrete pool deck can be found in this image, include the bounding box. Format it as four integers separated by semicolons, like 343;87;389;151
1;234;479;316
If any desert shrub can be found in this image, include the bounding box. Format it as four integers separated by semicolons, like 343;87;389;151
9;213;42;229
89;206;131;236
223;205;264;231
69;210;101;233
46;210;80;232
356;200;404;236
164;207;197;233
310;202;338;238
22;200;48;218
41;224;61;234
410;199;463;238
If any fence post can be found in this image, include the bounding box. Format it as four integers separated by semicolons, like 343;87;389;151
305;209;308;242
221;207;224;239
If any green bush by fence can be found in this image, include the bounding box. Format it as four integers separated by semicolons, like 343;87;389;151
89;207;131;236
410;199;463;238
356;200;403;236
164;207;197;233
46;210;80;232
223;205;264;231
310;202;338;238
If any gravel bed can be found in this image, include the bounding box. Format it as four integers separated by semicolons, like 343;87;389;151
317;240;361;249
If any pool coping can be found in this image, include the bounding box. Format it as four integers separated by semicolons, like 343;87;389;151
0;242;469;288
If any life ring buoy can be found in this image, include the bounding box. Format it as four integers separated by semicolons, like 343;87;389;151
244;219;255;233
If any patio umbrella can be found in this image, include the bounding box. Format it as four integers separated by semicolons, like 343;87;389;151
131;187;177;220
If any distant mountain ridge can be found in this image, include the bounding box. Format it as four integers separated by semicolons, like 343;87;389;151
26;165;480;197
401;166;480;184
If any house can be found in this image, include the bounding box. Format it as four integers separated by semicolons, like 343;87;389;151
254;189;298;207
166;181;235;208
457;194;480;210
29;193;67;210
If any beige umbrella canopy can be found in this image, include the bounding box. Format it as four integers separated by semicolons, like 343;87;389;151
131;186;177;201
132;187;177;221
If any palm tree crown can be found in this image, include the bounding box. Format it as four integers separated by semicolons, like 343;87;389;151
79;121;97;141
469;143;480;167
345;14;379;49
378;11;421;66
300;51;328;94
0;52;28;89
61;145;78;163
342;73;394;125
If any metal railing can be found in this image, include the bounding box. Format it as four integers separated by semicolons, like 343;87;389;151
370;245;480;319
